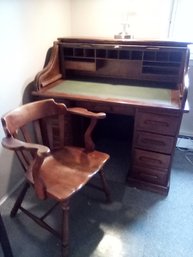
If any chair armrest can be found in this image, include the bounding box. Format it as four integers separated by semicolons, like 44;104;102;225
2;136;50;200
2;136;50;157
67;107;106;119
67;107;106;152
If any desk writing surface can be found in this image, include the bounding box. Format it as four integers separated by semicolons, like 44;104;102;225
46;80;178;108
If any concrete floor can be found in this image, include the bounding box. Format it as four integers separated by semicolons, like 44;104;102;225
1;140;193;257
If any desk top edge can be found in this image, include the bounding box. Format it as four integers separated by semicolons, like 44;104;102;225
57;37;192;47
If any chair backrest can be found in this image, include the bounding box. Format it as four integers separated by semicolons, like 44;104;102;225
1;99;71;172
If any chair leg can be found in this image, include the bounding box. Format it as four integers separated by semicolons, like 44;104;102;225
99;169;112;203
61;200;70;257
10;182;30;217
0;213;14;257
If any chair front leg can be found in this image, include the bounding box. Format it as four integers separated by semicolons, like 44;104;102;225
61;200;70;257
10;182;30;217
0;213;14;257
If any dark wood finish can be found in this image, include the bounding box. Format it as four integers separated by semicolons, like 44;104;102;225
135;111;180;135
1;99;111;257
32;38;190;195
0;213;14;257
134;131;175;154
57;37;191;47
134;149;171;170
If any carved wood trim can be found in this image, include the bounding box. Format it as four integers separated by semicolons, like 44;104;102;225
35;41;62;90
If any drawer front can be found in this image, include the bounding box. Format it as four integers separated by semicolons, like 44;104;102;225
136;111;179;135
75;101;135;115
134;149;170;170
75;101;111;112
135;131;174;154
132;166;168;185
64;60;96;71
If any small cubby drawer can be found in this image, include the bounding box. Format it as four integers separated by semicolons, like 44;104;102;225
136;111;179;135
64;60;96;71
132;166;168;185
134;149;170;170
135;131;175;154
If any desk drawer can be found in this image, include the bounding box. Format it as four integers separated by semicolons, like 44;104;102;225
134;149;170;170
135;131;174;154
136;111;179;135
75;101;135;115
132;166;168;185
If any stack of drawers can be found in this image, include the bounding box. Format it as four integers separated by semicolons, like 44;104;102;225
129;108;181;194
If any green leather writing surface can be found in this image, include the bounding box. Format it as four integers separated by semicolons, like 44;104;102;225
48;80;173;106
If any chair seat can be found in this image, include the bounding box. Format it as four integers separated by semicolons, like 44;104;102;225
26;146;109;201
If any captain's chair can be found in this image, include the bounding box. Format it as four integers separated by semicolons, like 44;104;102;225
1;99;111;257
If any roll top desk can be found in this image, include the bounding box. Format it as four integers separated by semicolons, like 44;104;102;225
32;38;190;194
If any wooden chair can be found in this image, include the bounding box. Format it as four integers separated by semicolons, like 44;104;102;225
1;99;111;257
0;212;14;257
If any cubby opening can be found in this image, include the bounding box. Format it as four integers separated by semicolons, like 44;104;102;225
107;50;118;59
96;49;106;58
63;47;73;56
144;51;156;61
142;67;177;75
74;48;84;57
169;52;183;62
156;52;169;61
119;50;131;59
131;51;143;60
84;49;95;58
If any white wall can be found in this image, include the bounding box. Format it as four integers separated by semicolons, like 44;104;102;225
0;0;71;202
70;0;173;39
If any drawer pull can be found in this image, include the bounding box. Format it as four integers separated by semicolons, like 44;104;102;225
139;156;162;165
141;138;165;146
139;173;158;180
144;120;169;127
